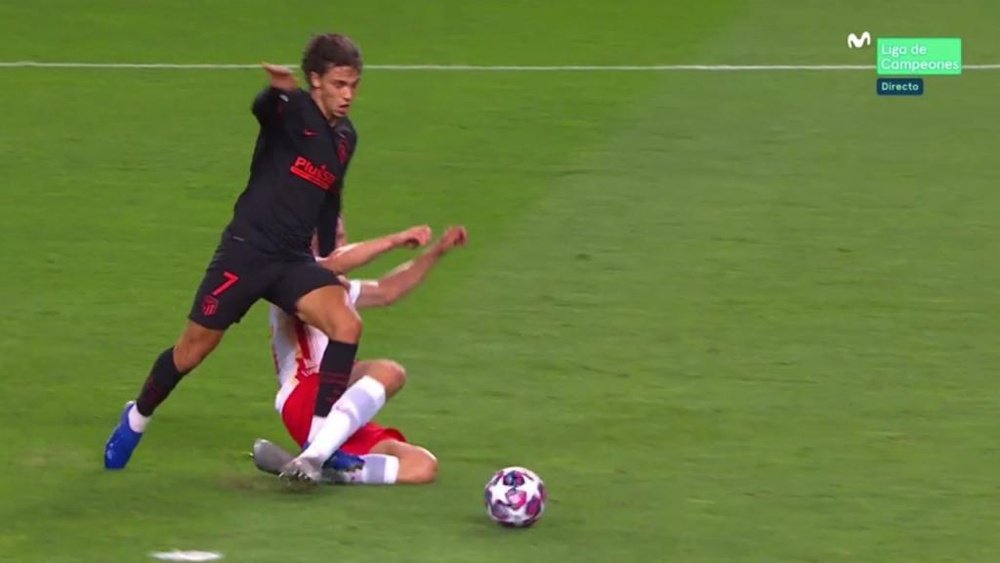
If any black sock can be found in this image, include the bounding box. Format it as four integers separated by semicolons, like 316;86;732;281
135;347;189;416
314;340;359;417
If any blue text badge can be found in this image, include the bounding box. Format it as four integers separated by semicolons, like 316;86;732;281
877;78;924;96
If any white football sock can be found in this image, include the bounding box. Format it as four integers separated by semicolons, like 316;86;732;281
307;416;325;444
301;375;386;462
337;454;399;485
127;404;150;432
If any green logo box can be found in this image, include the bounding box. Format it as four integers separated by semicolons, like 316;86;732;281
877;38;962;76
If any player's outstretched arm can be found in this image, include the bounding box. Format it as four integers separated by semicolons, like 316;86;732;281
321;225;432;274
262;63;298;91
252;63;300;126
355;226;467;309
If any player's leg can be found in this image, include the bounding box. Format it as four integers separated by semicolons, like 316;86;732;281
275;359;406;477
298;358;406;467
135;321;225;416
369;440;438;485
327;421;428;485
265;266;363;481
105;328;228;470
296;283;363;439
104;236;266;470
251;439;436;486
251;439;365;482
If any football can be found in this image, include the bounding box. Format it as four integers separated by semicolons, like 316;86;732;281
484;466;547;527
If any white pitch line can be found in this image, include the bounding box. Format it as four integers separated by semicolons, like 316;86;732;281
150;550;223;561
0;61;999;71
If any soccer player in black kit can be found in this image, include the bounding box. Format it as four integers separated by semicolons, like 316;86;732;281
105;34;381;483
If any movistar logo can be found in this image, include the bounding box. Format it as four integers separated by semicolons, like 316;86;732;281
847;32;872;49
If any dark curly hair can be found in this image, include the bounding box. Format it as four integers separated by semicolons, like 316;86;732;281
301;33;363;78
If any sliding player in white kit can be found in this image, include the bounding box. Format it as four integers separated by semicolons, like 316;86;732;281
254;223;468;485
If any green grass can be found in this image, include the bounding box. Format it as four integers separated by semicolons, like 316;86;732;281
3;1;1000;561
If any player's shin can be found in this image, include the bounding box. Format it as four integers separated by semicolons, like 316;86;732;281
133;347;190;426
302;375;386;462
308;339;360;442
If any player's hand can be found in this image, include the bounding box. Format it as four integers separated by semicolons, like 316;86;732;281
262;63;297;91
394;225;432;249
434;226;468;255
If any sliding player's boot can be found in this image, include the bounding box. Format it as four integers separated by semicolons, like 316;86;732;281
252;439;294;476
256;440;363;485
279;455;324;485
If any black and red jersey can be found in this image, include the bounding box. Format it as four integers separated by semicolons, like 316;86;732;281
226;87;356;258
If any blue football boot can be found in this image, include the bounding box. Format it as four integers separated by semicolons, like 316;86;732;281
104;401;143;470
324;449;365;472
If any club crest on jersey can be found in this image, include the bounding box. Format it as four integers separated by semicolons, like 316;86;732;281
290;156;336;190
337;139;351;164
201;295;219;317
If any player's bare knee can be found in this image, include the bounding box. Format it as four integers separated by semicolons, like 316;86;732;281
388;360;407;394
368;359;406;396
412;452;438;484
336;311;363;341
318;306;362;343
297;286;363;341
